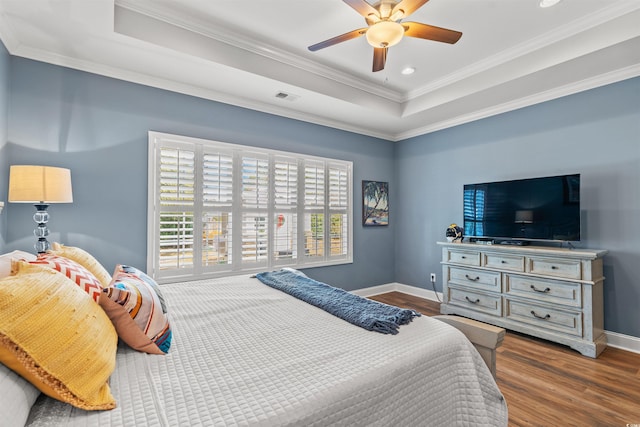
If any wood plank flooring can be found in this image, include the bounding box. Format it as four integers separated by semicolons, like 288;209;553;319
369;291;640;427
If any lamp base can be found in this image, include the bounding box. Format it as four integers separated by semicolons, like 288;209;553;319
33;203;51;253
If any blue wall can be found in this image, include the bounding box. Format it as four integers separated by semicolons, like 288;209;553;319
394;77;640;337
4;53;640;338
5;57;396;290
0;41;9;251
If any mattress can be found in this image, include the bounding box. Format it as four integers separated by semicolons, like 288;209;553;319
26;274;507;426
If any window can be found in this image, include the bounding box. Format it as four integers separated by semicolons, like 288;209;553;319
148;132;352;282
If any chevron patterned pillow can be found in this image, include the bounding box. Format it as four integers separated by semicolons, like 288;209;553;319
30;253;103;302
50;243;111;288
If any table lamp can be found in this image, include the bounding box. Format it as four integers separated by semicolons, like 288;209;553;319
8;165;73;253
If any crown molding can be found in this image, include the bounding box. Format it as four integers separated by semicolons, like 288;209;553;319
8;40;639;144
0;12;22;54
114;0;405;104
3;1;639;143
403;0;640;102
8;42;396;141
395;63;640;141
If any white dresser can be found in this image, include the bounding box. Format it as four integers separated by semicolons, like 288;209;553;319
438;241;608;357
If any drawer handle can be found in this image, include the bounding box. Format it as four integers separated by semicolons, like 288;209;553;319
531;310;551;320
461;256;467;259
501;260;507;264
530;285;551;294
465;274;480;282
465;296;480;304
551;266;558;270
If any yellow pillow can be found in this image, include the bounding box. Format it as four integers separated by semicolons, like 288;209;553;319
51;242;112;287
0;261;118;410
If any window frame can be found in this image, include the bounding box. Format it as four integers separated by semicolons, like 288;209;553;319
147;131;353;283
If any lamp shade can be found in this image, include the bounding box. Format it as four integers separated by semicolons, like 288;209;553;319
8;165;73;203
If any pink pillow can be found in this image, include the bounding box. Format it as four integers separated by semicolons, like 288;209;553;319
101;265;172;354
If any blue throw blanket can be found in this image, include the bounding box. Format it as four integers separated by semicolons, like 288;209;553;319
255;270;420;334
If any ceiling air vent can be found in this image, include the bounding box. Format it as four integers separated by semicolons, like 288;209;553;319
274;91;300;102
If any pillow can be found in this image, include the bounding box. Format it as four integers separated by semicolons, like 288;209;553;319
30;253;103;302
0;250;36;279
0;261;117;410
51;242;112;287
101;265;172;354
0;362;41;427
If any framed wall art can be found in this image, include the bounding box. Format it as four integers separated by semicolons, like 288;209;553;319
362;180;389;226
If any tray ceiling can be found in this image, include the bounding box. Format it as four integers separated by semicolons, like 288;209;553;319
1;0;639;141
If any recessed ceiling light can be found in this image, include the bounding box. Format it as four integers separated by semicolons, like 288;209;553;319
401;67;416;75
539;0;561;8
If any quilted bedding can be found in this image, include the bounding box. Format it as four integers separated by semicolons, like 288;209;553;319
26;274;507;426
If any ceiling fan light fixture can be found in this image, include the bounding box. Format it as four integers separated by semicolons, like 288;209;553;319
367;13;381;24
366;21;404;48
389;9;405;22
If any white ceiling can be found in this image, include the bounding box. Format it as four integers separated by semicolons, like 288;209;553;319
1;0;639;141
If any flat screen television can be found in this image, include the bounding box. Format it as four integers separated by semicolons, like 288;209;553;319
463;174;581;243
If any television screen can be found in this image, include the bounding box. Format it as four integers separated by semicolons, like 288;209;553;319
463;174;581;242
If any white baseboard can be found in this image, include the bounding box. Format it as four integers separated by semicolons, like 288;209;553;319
351;282;443;302
605;331;640;354
353;282;640;355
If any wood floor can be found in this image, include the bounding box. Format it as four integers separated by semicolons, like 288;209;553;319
369;291;640;427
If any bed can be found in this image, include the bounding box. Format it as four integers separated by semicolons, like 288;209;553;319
1;251;507;426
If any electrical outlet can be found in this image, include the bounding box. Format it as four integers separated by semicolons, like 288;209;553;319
430;273;436;283
0;201;4;214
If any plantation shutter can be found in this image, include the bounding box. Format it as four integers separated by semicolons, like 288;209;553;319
240;154;269;266
328;163;350;258
304;161;325;260
273;156;298;263
148;132;352;283
201;149;234;271
157;145;196;273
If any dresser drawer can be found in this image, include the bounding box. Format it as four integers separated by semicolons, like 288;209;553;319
528;257;582;279
484;253;525;272
448;287;502;316
505;298;582;337
449;267;501;292
505;275;582;308
439;241;607;358
447;249;480;266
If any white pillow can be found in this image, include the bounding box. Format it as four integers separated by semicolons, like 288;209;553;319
0;250;36;279
0;250;41;424
0;362;41;427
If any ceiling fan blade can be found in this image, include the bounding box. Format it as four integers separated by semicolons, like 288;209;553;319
402;22;462;44
372;47;387;72
308;28;368;51
391;0;430;18
342;0;380;19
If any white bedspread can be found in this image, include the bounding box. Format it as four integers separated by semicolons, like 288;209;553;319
26;274;507;426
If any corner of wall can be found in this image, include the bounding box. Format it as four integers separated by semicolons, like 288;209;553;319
0;38;10;252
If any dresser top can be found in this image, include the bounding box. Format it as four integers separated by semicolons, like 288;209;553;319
437;241;608;260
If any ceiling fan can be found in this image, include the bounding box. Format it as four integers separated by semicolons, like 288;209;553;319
308;0;462;72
